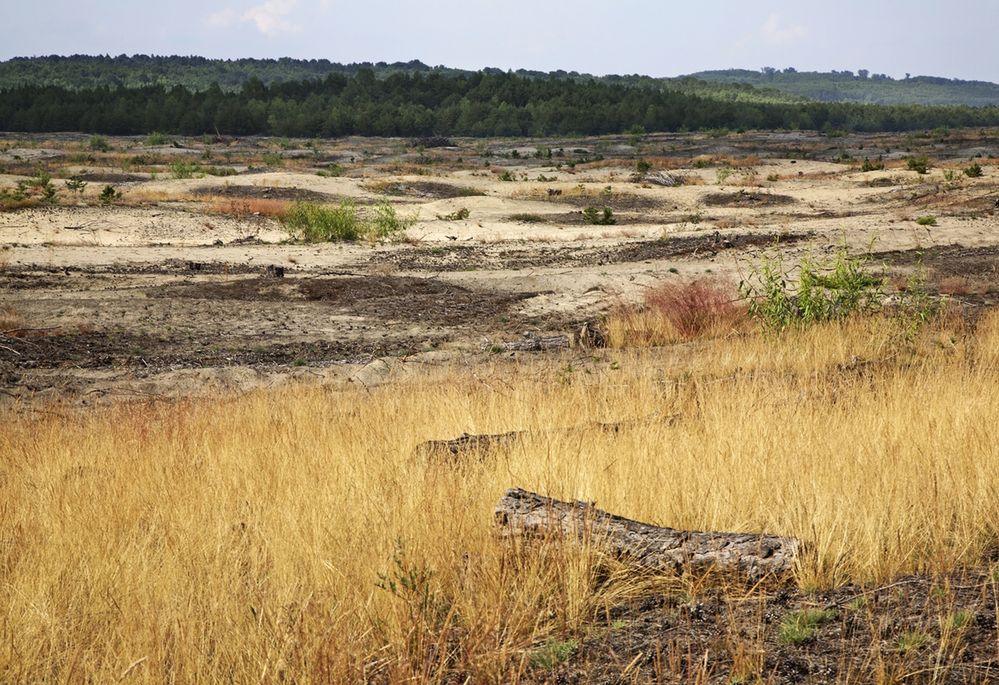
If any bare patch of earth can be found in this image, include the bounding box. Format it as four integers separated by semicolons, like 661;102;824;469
149;275;538;326
703;191;796;208
191;184;340;203
374;232;807;272
539;570;998;685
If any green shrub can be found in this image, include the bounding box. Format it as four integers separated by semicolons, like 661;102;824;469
262;152;284;167
171;162;201;179
636;159;652;174
861;157;885;172
582;206;615;225
99;185;121;206
317;163;345;178
964;163;984;178
17;170;58;204
88;135;111;152
145;132;168;146
915;215;937;226
282;201;362;242
740;249;883;332
64;176;87;194
907;156;930;174
499;171;515;182
369;199;416;239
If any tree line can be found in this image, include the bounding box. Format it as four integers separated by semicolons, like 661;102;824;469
3;70;999;137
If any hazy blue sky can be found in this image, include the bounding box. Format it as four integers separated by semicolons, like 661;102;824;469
3;1;997;81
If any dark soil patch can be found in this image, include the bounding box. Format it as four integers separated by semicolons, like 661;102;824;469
540;570;999;685
77;172;147;183
148;275;537;327
541;191;662;211
703;191;796;208
191;184;339;202
873;243;999;305
368;180;485;199
0;331;427;371
379;232;806;272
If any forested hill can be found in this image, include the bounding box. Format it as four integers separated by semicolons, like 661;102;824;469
689;69;999;107
0;55;802;104
4;70;999;137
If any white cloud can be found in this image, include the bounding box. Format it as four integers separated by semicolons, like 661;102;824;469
206;0;300;35
242;0;300;35
205;8;239;28
761;13;806;45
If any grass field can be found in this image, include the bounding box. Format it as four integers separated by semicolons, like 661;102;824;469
3;311;999;682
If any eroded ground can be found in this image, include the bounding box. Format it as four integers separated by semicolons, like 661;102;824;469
0;129;996;406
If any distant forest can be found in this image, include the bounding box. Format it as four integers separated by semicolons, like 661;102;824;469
2;56;999;137
692;68;999;107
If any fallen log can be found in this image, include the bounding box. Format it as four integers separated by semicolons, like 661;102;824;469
416;430;526;459
481;333;570;353
415;417;670;461
495;488;799;579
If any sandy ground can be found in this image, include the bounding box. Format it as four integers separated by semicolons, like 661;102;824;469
1;130;996;404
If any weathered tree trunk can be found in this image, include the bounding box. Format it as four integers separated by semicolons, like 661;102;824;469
415;418;668;461
482;334;570;353
495;488;799;579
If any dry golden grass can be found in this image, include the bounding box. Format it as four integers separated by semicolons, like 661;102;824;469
2;313;999;682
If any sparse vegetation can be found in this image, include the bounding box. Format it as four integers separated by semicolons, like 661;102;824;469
282;200;362;241
436;207;470;221
907;156;930;174
98;185;122;205
508;213;546;223
916;215;938;226
778;608;836;645
740;249;883;332
582;206;615;225
964;162;984;177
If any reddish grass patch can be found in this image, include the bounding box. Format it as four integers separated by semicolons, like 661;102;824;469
607;279;746;347
643;279;744;338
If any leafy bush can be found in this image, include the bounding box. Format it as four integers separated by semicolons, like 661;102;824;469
915;215;937;226
88;135;111;152
582;206;615;225
171;162;201;179
16;170;58;204
99;185;121;206
861;157;885;172
369;199;416;239
64;176;87;194
964;163;984;178
282;201;362;242
906;156;930;174
740;249;883;332
145;132;167;146
635;159;652;174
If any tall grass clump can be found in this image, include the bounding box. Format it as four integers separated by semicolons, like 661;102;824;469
282;200;362;242
606;279;745;347
3;312;999;681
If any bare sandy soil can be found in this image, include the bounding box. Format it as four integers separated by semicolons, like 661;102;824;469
1;129;997;404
